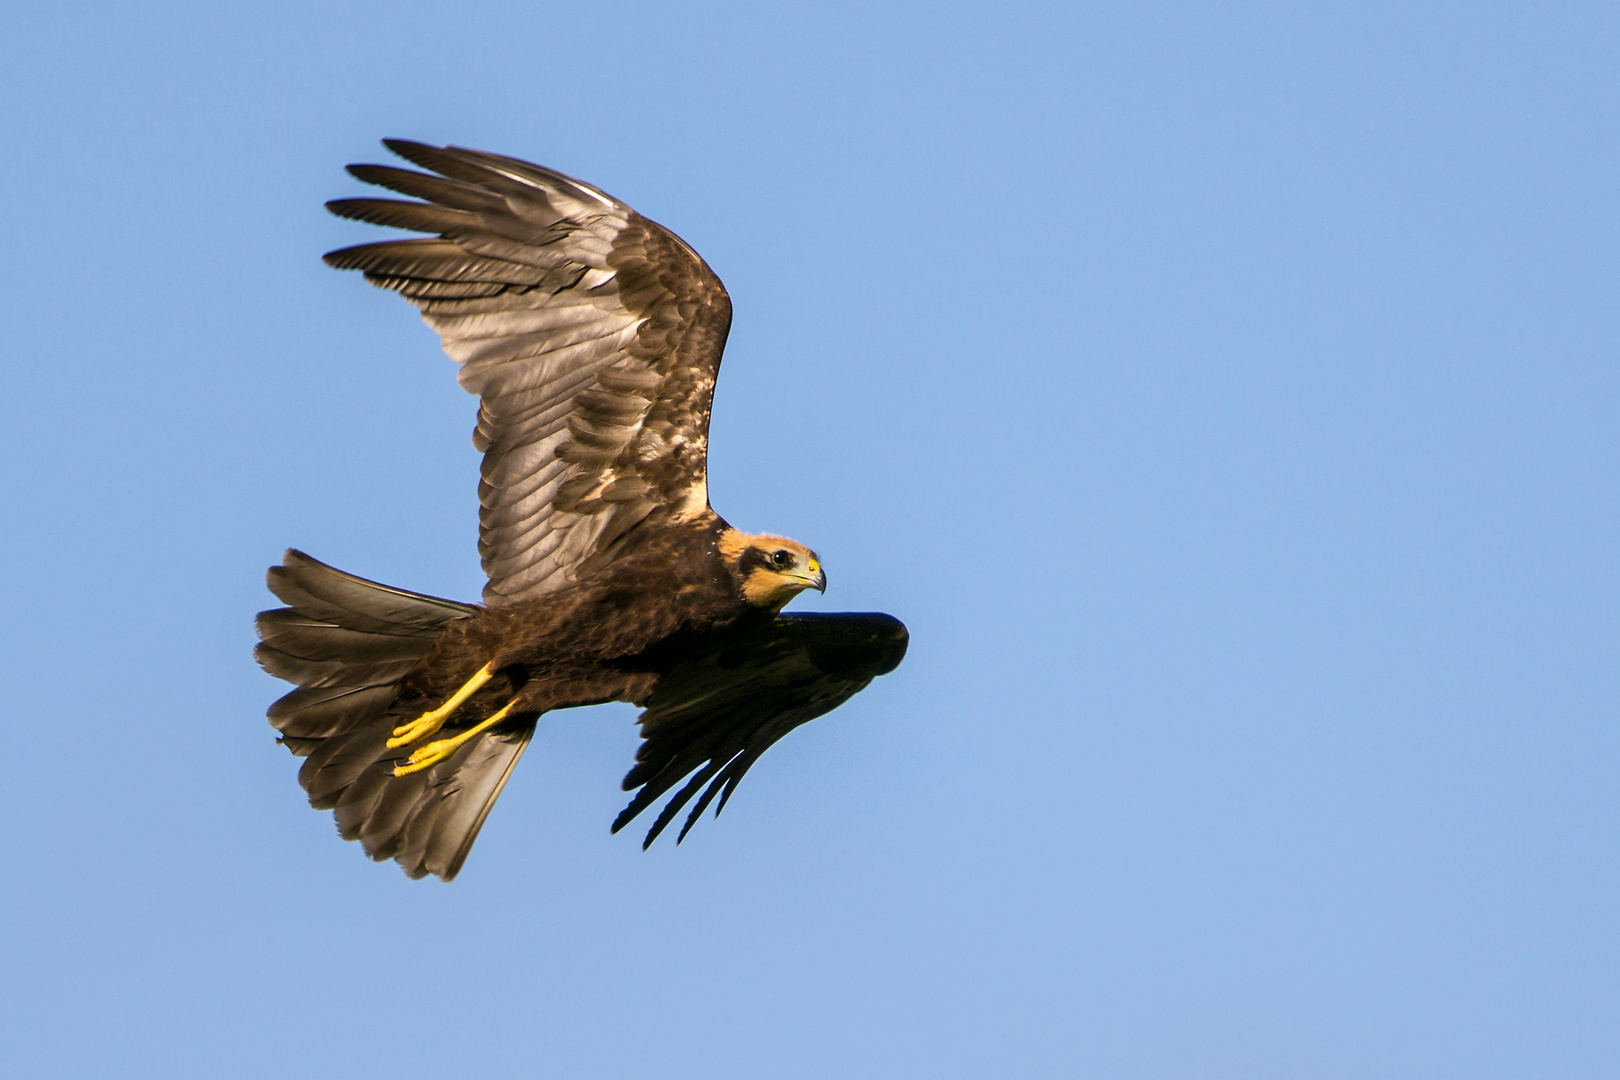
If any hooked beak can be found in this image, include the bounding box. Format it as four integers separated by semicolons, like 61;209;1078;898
793;560;827;593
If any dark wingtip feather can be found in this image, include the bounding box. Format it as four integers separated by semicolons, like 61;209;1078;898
381;138;437;166
674;771;732;844
638;761;725;848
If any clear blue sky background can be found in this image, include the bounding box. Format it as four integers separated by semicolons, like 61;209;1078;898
2;2;1616;1077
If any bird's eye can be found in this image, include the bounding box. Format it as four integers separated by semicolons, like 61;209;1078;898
771;549;792;568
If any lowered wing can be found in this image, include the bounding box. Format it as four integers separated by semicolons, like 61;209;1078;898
325;140;732;604
615;613;910;847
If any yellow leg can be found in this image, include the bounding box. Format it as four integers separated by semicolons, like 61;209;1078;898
385;663;496;749
393;701;519;777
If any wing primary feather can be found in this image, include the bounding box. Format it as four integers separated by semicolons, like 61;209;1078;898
382;140;563;194
713;744;773;815
639;758;729;849
345;164;506;212
325;197;473;234
675;766;741;844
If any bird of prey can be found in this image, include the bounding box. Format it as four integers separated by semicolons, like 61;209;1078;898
254;140;908;881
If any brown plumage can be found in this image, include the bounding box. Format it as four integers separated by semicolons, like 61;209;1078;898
255;141;907;880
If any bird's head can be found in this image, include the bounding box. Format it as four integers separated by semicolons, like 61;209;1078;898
719;530;826;611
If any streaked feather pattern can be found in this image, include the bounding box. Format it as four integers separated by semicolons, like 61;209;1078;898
325;140;732;605
255;143;909;881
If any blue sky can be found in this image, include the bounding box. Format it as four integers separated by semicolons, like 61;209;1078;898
2;2;1616;1077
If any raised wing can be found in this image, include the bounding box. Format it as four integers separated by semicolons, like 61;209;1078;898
614;613;910;848
324;140;732;604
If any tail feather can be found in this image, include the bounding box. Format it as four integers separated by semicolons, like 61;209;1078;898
255;549;532;881
256;638;422;691
265;549;473;633
255;550;474;747
258;611;438;673
268;683;401;743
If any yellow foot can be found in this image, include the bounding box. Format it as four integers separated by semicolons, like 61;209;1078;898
385;663;496;749
393;701;518;777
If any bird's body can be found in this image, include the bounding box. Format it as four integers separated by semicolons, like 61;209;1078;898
256;141;906;880
402;515;729;717
388;513;812;723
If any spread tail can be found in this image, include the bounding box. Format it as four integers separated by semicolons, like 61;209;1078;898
254;550;531;880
